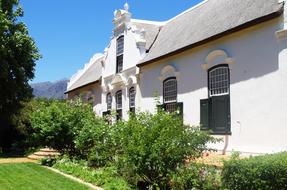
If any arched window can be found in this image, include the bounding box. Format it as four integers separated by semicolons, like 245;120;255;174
208;64;230;97
163;77;177;112
129;87;136;112
116;90;122;120
200;64;231;134
116;36;124;73
106;93;112;111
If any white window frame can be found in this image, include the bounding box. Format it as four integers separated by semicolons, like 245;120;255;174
208;65;230;97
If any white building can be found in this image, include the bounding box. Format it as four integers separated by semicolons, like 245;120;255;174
67;0;287;154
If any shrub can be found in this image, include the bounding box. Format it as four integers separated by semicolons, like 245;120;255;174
222;152;287;190
41;157;56;167
170;163;221;190
30;99;97;155
116;110;218;189
10;98;51;152
75;116;122;167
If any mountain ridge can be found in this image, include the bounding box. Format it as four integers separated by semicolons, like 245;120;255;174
31;79;68;99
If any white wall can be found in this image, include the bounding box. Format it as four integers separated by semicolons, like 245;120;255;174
138;17;287;154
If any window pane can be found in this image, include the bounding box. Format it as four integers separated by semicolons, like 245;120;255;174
116;90;122;110
208;66;229;96
163;78;177;103
165;102;177;113
116;54;123;73
129;87;135;108
106;93;112;110
117;36;124;55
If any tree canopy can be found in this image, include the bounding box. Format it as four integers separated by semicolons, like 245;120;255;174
0;0;40;151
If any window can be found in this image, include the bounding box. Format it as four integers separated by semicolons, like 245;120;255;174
116;90;122;120
208;65;229;96
116;36;124;73
163;77;177;112
200;64;231;135
129;87;135;113
106;93;112;111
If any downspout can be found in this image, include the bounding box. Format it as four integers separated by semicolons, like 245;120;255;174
222;135;229;155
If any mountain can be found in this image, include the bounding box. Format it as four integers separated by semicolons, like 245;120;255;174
31;79;68;99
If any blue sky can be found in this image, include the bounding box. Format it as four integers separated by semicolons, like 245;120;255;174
20;0;202;83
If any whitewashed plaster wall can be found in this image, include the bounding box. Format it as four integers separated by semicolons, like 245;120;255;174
138;17;287;154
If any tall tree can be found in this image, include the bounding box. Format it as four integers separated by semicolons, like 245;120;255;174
0;0;40;151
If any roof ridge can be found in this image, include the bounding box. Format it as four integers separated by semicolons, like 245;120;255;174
131;19;166;26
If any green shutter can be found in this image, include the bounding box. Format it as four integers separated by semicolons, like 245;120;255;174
210;95;231;134
177;102;183;120
103;110;111;117
116;110;122;121
200;99;210;130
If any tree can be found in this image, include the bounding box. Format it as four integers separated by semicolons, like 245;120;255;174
0;0;40;151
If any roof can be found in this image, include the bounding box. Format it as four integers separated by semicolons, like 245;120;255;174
66;54;103;93
131;19;162;50
138;0;283;66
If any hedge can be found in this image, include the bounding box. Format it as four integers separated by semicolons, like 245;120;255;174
222;152;287;190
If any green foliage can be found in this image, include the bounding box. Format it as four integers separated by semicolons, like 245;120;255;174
0;0;40;151
116;110;218;189
9;98;50;151
31;99;218;189
30;99;97;155
53;156;132;190
75;117;121;167
170;163;221;190
41;157;57;167
222;152;287;190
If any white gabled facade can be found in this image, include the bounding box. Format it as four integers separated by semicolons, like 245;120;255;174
97;3;162;120
68;0;287;155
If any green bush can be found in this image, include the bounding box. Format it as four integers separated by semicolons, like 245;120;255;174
10;98;51;152
30;99;98;155
41;157;56;167
116;110;218;189
75;117;122;167
170;163;221;190
222;152;287;190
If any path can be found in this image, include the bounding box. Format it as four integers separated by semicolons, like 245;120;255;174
0;157;37;164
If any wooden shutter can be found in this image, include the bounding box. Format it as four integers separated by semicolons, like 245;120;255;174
116;110;122;121
177;102;183;120
103;110;111;117
200;99;210;131
210;95;231;134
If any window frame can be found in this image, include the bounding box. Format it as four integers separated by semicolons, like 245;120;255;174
106;93;112;111
116;35;124;73
116;90;122;110
163;77;177;104
129;87;136;112
115;90;122;120
162;77;178;113
207;64;230;97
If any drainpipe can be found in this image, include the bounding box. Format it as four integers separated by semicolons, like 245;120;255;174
222;135;229;155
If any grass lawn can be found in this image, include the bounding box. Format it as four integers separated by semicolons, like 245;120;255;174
0;163;92;190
